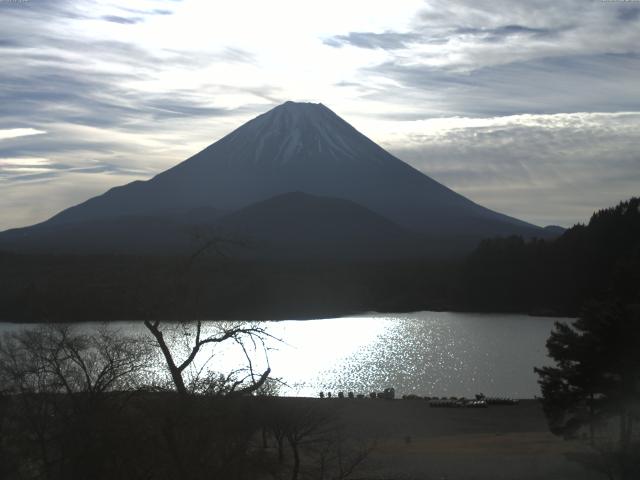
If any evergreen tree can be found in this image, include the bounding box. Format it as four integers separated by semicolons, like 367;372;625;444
535;301;640;479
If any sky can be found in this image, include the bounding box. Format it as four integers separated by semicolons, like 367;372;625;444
1;0;639;230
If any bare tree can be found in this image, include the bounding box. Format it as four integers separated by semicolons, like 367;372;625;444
262;400;373;480
142;235;275;397
0;324;150;400
0;324;152;480
314;428;374;480
144;319;272;396
285;406;330;480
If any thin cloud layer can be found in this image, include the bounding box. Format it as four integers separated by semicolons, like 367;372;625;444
328;0;640;116
381;112;640;227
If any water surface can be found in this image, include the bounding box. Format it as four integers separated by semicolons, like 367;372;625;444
265;312;560;398
0;311;564;398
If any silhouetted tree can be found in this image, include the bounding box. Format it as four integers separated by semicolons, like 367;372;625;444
143;235;274;396
144;319;272;396
260;399;372;480
535;301;640;479
0;325;152;479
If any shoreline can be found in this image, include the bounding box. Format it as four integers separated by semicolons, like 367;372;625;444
261;397;599;479
0;308;577;324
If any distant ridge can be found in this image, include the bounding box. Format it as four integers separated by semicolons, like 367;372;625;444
215;191;425;260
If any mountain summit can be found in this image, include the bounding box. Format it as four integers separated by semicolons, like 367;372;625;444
1;101;549;256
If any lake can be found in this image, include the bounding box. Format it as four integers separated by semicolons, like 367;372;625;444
0;311;565;398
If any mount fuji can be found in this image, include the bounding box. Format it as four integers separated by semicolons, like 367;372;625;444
0;101;550;258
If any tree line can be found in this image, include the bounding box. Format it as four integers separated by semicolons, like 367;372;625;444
530;198;640;479
457;197;640;315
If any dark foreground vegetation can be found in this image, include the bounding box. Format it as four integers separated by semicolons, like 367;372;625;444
535;301;640;480
529;200;640;479
0;321;631;480
0;197;638;321
0;324;372;480
0;392;373;480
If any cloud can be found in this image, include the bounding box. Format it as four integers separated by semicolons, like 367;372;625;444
0;128;46;140
0;171;151;230
101;15;144;25
453;24;570;43
219;47;257;64
0;0;91;21
0;155;146;183
324;31;423;50
616;5;640;22
0;157;51;166
323;23;567;50
0;1;270;136
120;7;175;17
363;53;640;117
380;112;640;227
329;0;640;116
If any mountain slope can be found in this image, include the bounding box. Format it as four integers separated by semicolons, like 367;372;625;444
0;192;429;258
215;191;426;260
42;102;540;234
0;101;550;256
0;208;224;255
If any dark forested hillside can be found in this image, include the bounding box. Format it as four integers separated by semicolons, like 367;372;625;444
0;252;456;322
457;197;640;315
1;198;636;322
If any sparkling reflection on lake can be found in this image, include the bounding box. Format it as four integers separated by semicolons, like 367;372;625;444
0;311;565;398
266;312;562;398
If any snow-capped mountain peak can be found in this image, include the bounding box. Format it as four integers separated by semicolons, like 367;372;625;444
209;100;385;168
25;101;542;242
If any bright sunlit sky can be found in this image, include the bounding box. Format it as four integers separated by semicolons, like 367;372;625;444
1;0;639;230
